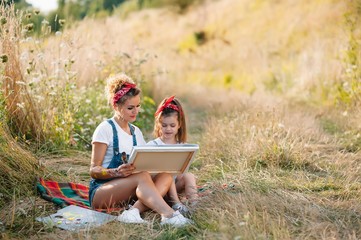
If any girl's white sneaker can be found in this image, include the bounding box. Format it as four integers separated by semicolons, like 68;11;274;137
117;208;147;224
161;210;193;227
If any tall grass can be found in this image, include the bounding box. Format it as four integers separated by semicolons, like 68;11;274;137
0;122;44;209
0;4;44;144
335;0;361;110
26;0;347;107
0;6;44;232
1;3;157;152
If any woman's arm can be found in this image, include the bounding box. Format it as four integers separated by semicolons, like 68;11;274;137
90;142;135;179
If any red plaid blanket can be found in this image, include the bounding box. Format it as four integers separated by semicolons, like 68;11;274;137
37;178;90;209
37;178;234;212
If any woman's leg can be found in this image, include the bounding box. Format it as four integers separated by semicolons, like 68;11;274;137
92;171;174;217
133;173;176;212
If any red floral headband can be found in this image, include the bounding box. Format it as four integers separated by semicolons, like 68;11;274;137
113;82;136;106
154;95;180;117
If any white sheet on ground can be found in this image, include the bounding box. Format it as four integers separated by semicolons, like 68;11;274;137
36;205;117;231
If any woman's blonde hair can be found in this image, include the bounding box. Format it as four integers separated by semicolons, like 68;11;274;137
105;73;141;106
153;97;187;143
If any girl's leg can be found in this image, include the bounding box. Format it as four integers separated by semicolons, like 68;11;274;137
176;173;198;202
167;180;181;205
92;171;174;217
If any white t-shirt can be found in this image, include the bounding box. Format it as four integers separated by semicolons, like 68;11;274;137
92;117;146;168
146;137;165;145
147;138;184;145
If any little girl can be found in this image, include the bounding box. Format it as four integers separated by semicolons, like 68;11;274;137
147;96;198;215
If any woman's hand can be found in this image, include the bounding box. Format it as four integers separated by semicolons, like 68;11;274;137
112;163;135;178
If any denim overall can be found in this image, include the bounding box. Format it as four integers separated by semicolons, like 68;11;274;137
88;119;137;207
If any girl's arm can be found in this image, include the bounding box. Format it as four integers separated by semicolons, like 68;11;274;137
90;142;134;179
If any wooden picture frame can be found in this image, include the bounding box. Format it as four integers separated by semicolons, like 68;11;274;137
128;144;199;175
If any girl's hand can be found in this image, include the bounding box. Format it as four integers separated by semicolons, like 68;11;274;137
114;163;135;177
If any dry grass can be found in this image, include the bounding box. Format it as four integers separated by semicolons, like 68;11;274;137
0;4;44;143
0;124;44;211
195;101;361;239
34;0;348;103
1;0;361;239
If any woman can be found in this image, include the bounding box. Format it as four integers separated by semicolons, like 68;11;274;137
88;73;191;227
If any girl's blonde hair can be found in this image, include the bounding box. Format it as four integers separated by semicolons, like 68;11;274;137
153;97;187;143
105;73;141;107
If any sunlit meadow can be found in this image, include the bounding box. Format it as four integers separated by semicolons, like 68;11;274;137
0;0;360;239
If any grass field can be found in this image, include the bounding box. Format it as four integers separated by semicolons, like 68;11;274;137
1;0;360;239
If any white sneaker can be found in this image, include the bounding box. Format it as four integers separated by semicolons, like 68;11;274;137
161;210;193;227
117;208;147;224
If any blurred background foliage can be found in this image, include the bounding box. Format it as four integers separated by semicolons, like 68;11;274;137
5;0;203;34
1;0;359;153
0;1;162;153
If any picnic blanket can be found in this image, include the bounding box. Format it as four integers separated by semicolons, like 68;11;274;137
37;178;236;211
37;178;90;209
